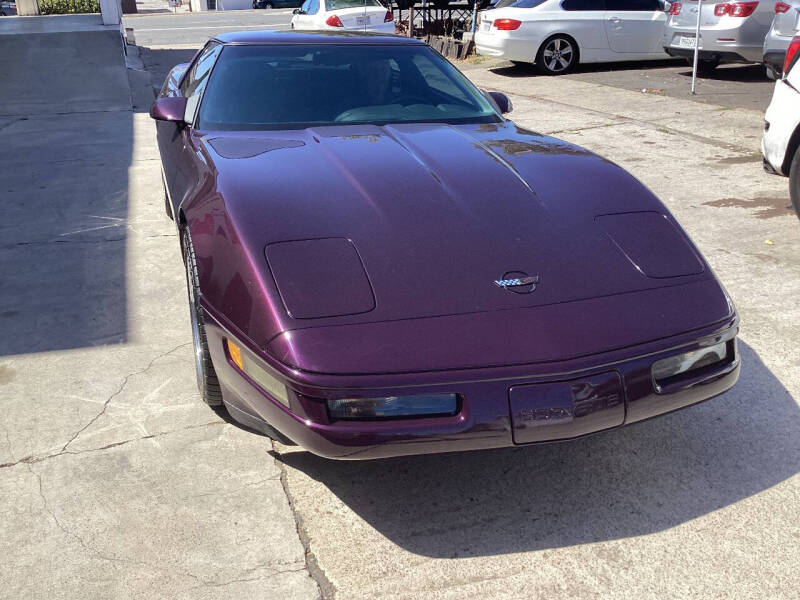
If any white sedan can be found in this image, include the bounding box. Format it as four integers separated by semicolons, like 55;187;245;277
291;0;395;33
475;0;670;75
762;34;800;218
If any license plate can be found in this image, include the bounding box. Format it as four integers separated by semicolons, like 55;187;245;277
481;20;492;31
676;35;696;48
356;15;369;26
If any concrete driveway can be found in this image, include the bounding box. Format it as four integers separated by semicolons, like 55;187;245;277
2;14;798;600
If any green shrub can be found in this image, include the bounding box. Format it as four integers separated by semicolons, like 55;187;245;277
38;0;101;14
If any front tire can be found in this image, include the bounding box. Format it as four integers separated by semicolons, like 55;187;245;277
183;229;223;406
789;145;800;220
536;35;578;75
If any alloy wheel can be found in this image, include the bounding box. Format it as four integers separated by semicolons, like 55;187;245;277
541;37;574;74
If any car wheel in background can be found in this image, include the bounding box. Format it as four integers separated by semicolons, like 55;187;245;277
432;0;450;7
536;35;578;75
394;0;414;8
790;145;800;219
183;229;224;406
263;1;273;7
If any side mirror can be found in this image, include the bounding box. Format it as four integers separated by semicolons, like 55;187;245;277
149;96;188;122
487;90;513;115
292;8;303;13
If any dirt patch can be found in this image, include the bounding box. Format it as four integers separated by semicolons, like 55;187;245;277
703;196;794;219
714;155;762;165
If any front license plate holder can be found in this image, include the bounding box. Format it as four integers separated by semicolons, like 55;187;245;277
509;372;625;444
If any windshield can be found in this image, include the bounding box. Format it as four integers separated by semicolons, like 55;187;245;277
325;0;382;8
197;44;500;131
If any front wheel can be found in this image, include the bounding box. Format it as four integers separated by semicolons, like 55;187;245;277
536;35;578;75
183;229;223;406
789;145;800;220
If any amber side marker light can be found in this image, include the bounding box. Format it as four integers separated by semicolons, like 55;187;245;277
227;339;244;370
225;338;290;407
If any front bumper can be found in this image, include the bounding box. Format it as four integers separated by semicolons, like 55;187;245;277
202;305;740;460
474;30;542;63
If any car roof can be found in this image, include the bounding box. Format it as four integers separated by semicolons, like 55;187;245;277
213;30;426;45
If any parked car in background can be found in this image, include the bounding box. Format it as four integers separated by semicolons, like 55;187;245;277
0;1;17;15
253;0;303;9
663;0;774;73
291;0;395;32
475;0;670;76
763;0;800;78
763;34;800;217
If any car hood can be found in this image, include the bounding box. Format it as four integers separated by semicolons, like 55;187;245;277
197;121;728;371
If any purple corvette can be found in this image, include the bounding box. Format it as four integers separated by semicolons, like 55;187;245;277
150;31;739;459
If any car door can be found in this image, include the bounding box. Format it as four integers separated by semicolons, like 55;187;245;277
559;0;611;55
604;0;666;54
162;41;222;211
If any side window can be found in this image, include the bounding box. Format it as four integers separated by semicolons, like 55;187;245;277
181;42;223;124
300;0;311;11
605;0;659;9
561;0;605;9
307;0;319;13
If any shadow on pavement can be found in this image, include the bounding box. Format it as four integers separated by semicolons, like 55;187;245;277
675;63;769;82
275;341;799;557
0;25;133;356
490;58;686;78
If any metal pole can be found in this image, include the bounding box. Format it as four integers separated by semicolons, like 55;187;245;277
690;0;702;95
471;2;477;33
408;4;414;36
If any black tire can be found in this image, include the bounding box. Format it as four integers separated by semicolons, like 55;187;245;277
263;1;273;7
431;0;449;7
394;0;414;9
536;34;578;75
789;145;800;220
183;229;223;406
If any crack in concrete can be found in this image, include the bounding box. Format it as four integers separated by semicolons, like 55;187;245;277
25;463;228;587
2;233;174;250
276;453;334;600
0;420;225;470
58;342;192;455
185;566;310;592
0;117;24;133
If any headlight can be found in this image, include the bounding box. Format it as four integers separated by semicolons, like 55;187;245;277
226;339;290;407
327;394;459;421
652;328;735;385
